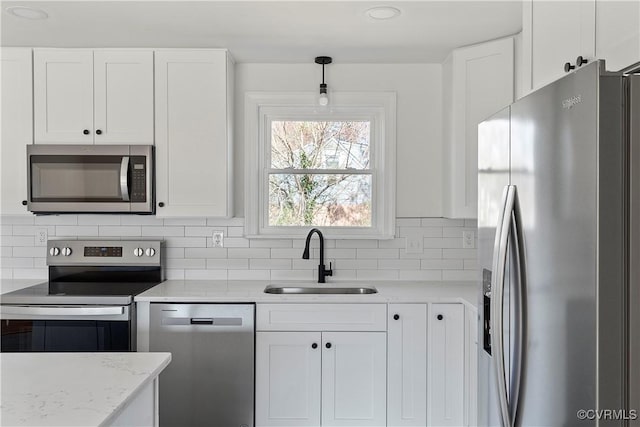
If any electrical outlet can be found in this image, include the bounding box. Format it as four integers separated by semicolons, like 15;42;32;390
463;230;475;249
35;228;48;246
212;230;224;248
405;235;423;254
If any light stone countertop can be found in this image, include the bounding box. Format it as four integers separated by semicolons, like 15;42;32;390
135;280;479;309
0;352;171;427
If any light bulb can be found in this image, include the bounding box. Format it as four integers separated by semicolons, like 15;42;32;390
319;83;329;106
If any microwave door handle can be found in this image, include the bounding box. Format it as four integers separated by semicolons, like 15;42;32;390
120;156;130;202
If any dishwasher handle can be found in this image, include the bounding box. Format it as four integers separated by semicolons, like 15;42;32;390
162;317;244;326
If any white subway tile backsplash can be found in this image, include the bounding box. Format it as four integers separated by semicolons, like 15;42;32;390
227;248;270;259
35;215;78;226
377;259;421;270
142;226;185;237
249;259;291;270
56;226;100;237
443;270;479;281
12;247;47;258
99;226;142;237
356;248;399;259
77;215;121;226
228;269;269;280
185;269;228;280
207;259;249;270
0;215;478;283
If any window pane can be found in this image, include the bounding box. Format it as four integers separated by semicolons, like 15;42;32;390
268;174;372;226
271;121;370;170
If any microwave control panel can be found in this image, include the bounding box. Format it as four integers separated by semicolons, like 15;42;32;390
131;157;147;202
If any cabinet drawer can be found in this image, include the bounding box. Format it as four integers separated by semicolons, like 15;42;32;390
256;304;387;331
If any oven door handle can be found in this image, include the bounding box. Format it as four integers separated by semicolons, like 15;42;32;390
1;305;126;317
120;156;130;202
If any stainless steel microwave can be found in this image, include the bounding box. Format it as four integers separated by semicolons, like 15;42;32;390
26;145;154;214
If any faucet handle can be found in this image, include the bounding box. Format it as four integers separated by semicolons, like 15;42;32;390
327;262;333;276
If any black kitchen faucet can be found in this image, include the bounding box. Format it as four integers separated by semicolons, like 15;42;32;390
302;228;333;283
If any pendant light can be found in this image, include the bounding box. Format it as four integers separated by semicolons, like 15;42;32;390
315;56;332;106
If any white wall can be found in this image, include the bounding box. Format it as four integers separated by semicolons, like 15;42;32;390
233;63;443;217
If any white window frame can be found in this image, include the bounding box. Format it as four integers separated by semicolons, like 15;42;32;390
245;91;396;239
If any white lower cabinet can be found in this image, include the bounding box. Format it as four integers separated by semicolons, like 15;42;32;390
256;331;386;427
428;303;465;427
256;332;322;426
387;304;428;427
255;302;473;427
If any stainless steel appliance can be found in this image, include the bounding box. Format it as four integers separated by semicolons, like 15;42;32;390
149;303;255;427
26;144;154;214
478;60;639;426
0;239;163;351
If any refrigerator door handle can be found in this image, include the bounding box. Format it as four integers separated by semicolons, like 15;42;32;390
491;185;515;427
509;186;527;426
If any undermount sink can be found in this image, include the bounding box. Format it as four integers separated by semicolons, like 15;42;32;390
264;284;378;295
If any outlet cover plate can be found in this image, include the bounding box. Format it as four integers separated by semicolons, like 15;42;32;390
462;230;475;249
405;235;423;254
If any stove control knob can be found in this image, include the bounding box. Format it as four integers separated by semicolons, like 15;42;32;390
49;247;60;256
62;247;72;256
145;248;156;257
134;248;144;257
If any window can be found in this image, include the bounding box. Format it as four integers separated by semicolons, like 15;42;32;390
245;92;396;238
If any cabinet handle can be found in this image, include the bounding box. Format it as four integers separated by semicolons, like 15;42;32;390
437;314;444;320
564;62;575;73
576;56;588;67
311;343;318;349
95;129;102;135
325;342;332;349
83;129;90;135
393;314;400;320
158;202;165;207
21;200;27;206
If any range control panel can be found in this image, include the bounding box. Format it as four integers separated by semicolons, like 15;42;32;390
47;240;162;266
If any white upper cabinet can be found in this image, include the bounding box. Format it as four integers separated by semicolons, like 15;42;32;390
442;37;514;219
93;51;154;144
522;0;639;93
34;49;153;144
154;49;234;217
1;48;32;214
595;0;640;71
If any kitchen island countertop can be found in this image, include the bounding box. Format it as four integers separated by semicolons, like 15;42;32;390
0;352;171;427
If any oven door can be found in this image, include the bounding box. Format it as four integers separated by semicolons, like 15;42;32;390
26;144;153;213
0;305;133;352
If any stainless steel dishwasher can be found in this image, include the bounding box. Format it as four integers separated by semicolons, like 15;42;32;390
149;303;255;427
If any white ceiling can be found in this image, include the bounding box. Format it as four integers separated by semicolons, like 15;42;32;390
1;1;523;63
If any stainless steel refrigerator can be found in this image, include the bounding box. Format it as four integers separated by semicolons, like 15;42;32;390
477;60;640;427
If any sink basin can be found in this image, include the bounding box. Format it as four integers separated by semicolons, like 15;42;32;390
264;284;378;295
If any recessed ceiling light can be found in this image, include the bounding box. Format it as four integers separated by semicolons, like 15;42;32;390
6;6;49;20
365;6;401;21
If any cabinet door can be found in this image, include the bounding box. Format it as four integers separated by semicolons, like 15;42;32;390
387;304;427;427
93;50;154;144
530;0;596;90
595;0;640;72
1;48;32;214
322;332;386;427
34;49;94;144
443;36;514;218
428;303;464;426
155;50;233;217
256;332;321;427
